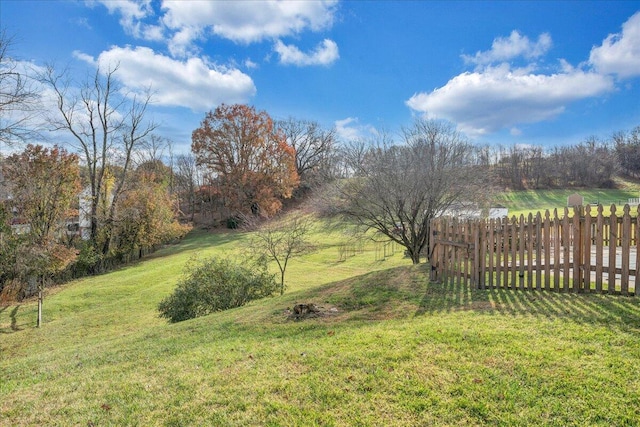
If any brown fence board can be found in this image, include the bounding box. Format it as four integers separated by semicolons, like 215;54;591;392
622;205;631;295
543;210;551;290
596;205;604;292
608;206;617;293
584;205;592;291
562;209;571;292
535;212;542;290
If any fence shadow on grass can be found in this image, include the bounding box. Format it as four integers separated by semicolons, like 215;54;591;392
0;304;23;334
415;278;640;330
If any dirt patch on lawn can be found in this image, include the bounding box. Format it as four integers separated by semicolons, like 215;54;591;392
283;303;341;321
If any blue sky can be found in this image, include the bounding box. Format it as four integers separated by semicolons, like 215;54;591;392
2;0;640;153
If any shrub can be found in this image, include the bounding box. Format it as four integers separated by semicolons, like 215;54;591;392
226;216;241;229
72;243;103;276
158;256;278;323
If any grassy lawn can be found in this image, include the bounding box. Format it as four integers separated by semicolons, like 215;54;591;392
2;217;640;426
495;186;640;218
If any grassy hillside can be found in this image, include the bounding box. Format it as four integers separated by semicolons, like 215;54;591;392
2;217;640;425
494;186;640;218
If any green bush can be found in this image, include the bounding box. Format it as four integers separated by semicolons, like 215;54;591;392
71;243;103;276
158;256;278;323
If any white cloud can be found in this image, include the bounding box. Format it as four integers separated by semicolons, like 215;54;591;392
510;127;522;137
72;50;96;66
89;0;164;41
463;31;552;67
161;0;338;55
406;64;613;136
335;117;377;141
274;39;339;66
590;12;640;79
244;58;258;69
167;25;202;58
77;46;256;111
85;1;340;64
405;15;640;137
89;0;150;20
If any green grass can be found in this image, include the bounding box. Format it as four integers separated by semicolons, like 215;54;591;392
2;217;640;426
495;187;640;218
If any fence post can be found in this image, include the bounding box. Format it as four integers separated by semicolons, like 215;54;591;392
488;218;495;288
621;205;631;295
463;219;470;288
518;214;526;290
596;205;604;292
429;219;436;281
543;210;551;290
636;205;640;295
608;205;617;294
573;205;583;293
472;220;480;288
535;212;542;290
584;205;592;293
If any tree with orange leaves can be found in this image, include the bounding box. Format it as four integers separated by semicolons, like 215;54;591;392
192;104;298;218
2;144;80;326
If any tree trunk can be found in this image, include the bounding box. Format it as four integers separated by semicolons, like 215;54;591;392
407;247;421;264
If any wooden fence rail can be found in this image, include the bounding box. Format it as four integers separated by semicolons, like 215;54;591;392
429;204;640;295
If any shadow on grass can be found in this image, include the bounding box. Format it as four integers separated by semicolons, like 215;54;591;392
147;229;244;260
416;277;640;330
0;304;22;334
84;229;245;276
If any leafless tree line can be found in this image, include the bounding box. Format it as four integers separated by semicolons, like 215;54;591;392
489;137;627;190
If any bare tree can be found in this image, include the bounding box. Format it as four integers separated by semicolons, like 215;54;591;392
248;214;314;295
614;126;640;178
0;29;39;147
339;138;371;178
40;64;157;254
336;119;491;264
276;118;336;188
174;153;198;221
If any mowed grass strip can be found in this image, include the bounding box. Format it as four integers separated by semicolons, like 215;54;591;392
495;186;640;218
2;219;640;426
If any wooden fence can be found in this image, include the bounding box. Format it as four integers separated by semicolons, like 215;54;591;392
429;204;640;295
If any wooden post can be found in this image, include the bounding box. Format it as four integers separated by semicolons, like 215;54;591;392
544;210;551;290
478;219;486;289
473;220;480;287
511;216;518;289
621;205;631;295
37;276;43;328
553;209;561;291
519;214;526;290
562;208;571;292
496;217;503;289
534;212;541;290
608;205;617;293
595;205;604;292
573;205;583;292
584;205;592;293
488;218;495;288
442;218;449;284
463;220;470;287
633;205;640;295
452;217;460;287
